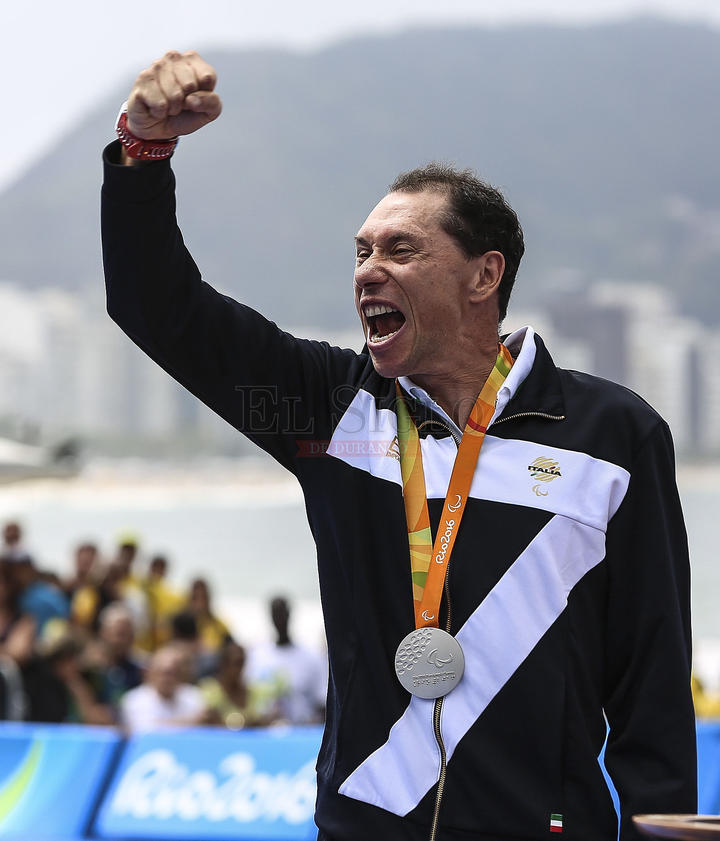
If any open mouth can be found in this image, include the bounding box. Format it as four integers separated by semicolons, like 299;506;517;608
363;303;406;345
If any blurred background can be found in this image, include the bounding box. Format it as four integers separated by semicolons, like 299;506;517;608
1;0;720;684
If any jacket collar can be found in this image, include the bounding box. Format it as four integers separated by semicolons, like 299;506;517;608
361;327;566;426
496;328;566;422
396;326;566;434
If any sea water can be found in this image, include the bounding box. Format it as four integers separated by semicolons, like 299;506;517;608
1;457;719;678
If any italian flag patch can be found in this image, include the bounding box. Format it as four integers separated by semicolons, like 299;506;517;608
550;813;563;833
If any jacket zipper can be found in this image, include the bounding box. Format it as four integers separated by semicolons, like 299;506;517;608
491;410;565;426
428;568;453;841
416;410;563;840
417;411;565;437
416;417;459;841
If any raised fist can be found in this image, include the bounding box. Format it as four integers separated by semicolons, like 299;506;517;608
126;50;222;139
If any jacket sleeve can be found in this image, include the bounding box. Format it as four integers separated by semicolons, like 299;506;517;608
101;142;361;472
602;419;697;840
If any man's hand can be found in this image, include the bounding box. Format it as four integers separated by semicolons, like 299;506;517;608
126;50;222;141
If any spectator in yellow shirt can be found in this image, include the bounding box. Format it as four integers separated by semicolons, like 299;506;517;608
187;577;232;654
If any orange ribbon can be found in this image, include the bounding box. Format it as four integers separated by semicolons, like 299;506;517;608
395;344;514;628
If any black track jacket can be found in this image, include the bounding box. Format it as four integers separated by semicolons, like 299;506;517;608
101;143;696;841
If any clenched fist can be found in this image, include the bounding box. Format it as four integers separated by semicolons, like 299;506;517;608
126;50;222;141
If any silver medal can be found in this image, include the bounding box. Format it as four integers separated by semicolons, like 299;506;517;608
395;627;465;699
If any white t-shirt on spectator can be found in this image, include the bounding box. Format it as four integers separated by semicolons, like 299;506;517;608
247;642;327;724
120;683;205;732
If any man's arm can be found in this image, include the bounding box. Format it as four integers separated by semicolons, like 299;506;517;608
602;420;696;839
102;52;364;470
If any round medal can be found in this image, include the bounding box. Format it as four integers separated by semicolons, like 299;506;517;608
395;627;465;699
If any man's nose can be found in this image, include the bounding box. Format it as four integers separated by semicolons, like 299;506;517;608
354;255;388;289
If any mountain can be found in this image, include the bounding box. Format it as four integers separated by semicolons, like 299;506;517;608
1;18;719;328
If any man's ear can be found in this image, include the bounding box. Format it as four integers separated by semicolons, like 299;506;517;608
468;251;505;303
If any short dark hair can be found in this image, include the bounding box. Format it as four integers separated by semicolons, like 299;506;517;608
171;610;198;641
388;163;524;323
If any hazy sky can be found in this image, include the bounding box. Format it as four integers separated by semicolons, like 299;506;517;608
4;0;719;190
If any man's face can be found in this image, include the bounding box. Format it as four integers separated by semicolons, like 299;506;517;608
75;546;96;577
3;523;21;547
150;650;183;699
102;616;134;656
270;598;289;634
354;189;480;381
190;581;209;612
116;544;136;577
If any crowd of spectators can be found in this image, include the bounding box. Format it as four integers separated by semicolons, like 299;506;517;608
0;520;326;731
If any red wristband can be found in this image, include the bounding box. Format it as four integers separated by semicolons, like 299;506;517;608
115;106;178;161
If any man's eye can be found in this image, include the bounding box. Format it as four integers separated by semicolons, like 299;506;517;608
356;252;369;262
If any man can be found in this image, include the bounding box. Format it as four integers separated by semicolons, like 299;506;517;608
119;644;206;732
112;536;152;649
11;553;69;635
101;50;696;840
22;623;113;725
62;541;99;599
247;595;326;724
143;554;184;648
93;602;144;713
1;521;25;562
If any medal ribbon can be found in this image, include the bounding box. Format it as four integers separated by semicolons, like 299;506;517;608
396;344;514;629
